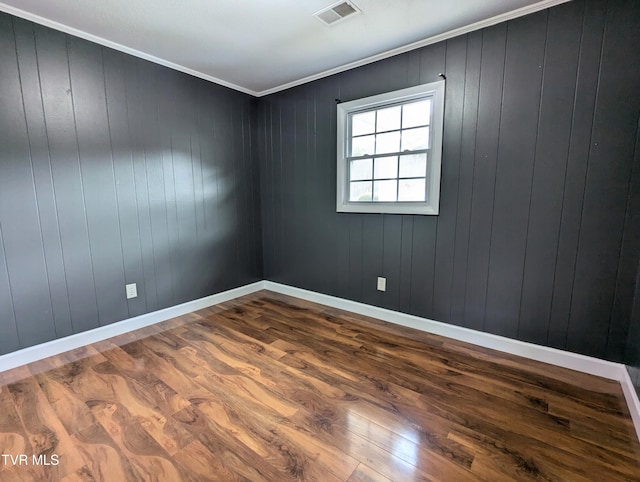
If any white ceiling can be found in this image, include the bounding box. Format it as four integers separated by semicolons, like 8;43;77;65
0;0;569;96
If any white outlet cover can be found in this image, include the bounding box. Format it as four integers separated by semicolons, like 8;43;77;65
377;277;386;292
126;283;138;299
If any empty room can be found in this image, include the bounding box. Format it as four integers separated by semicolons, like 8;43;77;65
1;0;639;480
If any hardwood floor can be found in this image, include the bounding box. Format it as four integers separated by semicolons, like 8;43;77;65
0;290;639;481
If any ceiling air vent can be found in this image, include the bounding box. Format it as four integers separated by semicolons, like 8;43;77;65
314;1;361;26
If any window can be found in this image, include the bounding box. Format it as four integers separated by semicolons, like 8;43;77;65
336;80;445;215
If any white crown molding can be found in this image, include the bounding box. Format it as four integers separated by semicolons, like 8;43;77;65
1;0;571;98
254;0;572;96
0;2;258;96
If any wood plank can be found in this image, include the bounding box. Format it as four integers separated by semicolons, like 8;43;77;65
102;48;147;320
484;11;547;338
547;0;605;351
568;0;640;359
450;29;482;327
124;55;159;311
347;463;393;482
398;216;414;313
432;34;467;322
35;24;101;336
7;376;85;480
517;1;582;346
381;215;402;312
0;14;56;349
88;401;183;481
361;216;384;307
462;22;508;332
0;290;638;481
12;17;73;341
0;385;40;481
69;423;142;481
67;35;128;328
139;62;176;307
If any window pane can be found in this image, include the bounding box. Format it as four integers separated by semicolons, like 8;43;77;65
375;131;400;154
352;135;375;156
373;180;397;202
374;156;398;179
376;105;401;132
402;99;431;128
401;127;429;151
398;179;426;201
399;153;427;178
338;80;444;214
352;111;375;136
350;181;373;201
350;159;372;181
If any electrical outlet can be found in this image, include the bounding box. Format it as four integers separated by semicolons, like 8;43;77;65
125;283;138;299
377;277;386;292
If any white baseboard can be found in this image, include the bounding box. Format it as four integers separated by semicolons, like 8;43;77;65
263;281;640;443
263;282;623;377
0;281;264;373
621;370;640;443
1;278;638;443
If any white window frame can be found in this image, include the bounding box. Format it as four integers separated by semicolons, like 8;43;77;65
336;80;445;215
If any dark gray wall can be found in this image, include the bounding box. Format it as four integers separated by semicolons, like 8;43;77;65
625;116;640;375
257;0;640;362
627;365;640;397
2;1;640;366
0;12;262;355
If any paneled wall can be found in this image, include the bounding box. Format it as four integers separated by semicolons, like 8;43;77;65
625;118;640;378
0;13;262;355
1;1;639;366
257;0;640;362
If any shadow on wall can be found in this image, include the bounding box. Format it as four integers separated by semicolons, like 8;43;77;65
0;145;240;353
0;12;260;356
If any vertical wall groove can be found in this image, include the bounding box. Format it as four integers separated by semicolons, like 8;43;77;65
257;0;640;362
13;17;57;338
0;11;262;356
1;0;638;365
545;0;585;346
